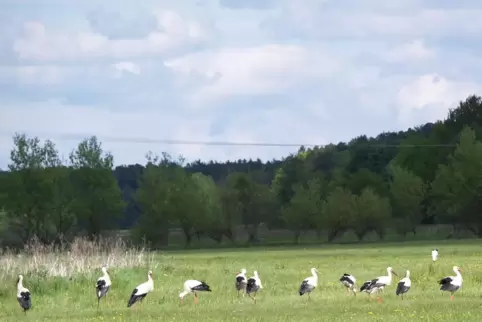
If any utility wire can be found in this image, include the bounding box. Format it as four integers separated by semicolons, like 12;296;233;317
0;132;458;148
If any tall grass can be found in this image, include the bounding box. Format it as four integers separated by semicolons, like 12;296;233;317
0;236;155;279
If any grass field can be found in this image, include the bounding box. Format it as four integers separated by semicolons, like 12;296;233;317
1;239;482;321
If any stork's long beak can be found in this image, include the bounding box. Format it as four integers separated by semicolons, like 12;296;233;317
392;271;398;276
458;268;462;272
236;272;240;275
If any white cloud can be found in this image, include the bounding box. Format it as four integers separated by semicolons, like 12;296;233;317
112;62;141;77
384;39;434;62
0;65;78;85
263;5;482;39
13;11;211;62
396;74;481;125
165;44;343;102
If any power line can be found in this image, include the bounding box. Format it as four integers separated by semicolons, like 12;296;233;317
0;132;459;148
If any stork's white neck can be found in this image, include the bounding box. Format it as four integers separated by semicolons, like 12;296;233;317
17;277;23;290
254;271;263;288
453;269;462;279
311;268;317;277
386;269;393;282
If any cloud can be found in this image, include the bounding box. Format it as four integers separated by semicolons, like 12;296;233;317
384;39;434;62
397;74;481;126
13;10;212;62
86;10;158;39
164;44;343;102
218;0;276;10
1;0;482;168
262;2;482;40
112;62;141;77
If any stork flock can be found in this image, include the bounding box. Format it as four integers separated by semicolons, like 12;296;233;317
338;265;462;303
13;248;463;314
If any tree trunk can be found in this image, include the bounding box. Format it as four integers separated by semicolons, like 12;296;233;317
246;224;259;244
207;231;223;243
181;226;192;248
355;230;365;241
224;229;235;244
316;230;323;240
375;228;385;240
327;229;339;242
293;230;301;244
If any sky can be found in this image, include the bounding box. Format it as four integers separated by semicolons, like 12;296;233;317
1;0;482;168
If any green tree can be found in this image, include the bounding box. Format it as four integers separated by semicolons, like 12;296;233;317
69;136;124;238
218;186;242;243
346;168;387;196
272;151;310;206
430;126;482;236
281;178;323;243
135;154;171;247
388;164;426;237
227;172;270;243
43;166;77;242
353;188;391;240
192;173;235;244
322;187;356;242
168;168;208;247
2;134;65;245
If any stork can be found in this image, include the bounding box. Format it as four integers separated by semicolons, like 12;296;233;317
246;271;263;304
179;280;212;304
360;280;384;295
96;265;111;308
396;270;411;299
16;274;31;314
360;267;398;303
299;268;318;300
432;249;439;262
439;266;462;300
127;270;154;311
339;273;357;296
235;268;247;297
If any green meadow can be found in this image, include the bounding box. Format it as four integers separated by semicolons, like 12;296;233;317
0;239;481;321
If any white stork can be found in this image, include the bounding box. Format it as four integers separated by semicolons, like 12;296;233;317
246;271;263;304
179;280;212;304
360;267;398;303
360;280;384;295
96;265;111;308
339;273;357;296
432;249;439;262
299;268;318;300
439;266;462;300
235;268;247;297
395;270;411;299
127;270;154;310
16;274;31;314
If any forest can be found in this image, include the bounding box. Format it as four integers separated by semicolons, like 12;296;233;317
1;94;482;249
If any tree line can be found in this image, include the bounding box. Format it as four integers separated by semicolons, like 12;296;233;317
1;95;482;248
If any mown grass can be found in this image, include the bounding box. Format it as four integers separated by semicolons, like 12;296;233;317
1;239;482;321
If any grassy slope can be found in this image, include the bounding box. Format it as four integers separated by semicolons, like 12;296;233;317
1;240;482;321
